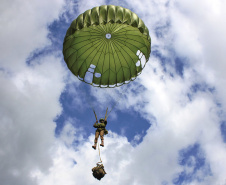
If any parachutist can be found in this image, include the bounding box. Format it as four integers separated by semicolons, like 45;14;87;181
92;118;108;150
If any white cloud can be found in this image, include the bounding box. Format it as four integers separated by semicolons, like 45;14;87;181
0;55;66;185
0;0;65;71
123;57;226;184
32;124;134;185
0;0;66;185
170;0;226;110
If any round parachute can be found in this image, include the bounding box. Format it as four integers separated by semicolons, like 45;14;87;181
63;5;151;88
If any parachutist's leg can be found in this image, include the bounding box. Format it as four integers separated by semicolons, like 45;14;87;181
95;131;100;143
92;131;99;150
100;130;104;147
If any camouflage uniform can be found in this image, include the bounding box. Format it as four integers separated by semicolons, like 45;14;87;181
92;118;108;149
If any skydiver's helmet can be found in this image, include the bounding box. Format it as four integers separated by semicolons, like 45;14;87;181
92;164;107;180
99;118;107;124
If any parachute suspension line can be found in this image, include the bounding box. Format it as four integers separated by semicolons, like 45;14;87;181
104;107;108;120
86;96;96;116
93;109;98;121
83;82;130;121
105;85;129;119
81;86;98;122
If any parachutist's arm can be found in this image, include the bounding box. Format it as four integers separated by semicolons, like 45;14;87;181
93;121;98;128
104;120;107;125
93;123;106;128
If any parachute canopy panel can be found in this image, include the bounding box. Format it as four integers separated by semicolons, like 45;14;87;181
63;5;151;88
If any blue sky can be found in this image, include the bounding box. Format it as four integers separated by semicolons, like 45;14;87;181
1;0;226;185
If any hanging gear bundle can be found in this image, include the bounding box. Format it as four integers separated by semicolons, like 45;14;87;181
92;162;107;180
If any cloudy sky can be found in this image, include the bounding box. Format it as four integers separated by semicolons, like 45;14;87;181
1;0;226;185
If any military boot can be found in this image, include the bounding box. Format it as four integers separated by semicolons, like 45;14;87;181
92;143;97;150
100;140;104;147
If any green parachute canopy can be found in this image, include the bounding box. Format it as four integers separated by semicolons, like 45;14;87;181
63;5;151;88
